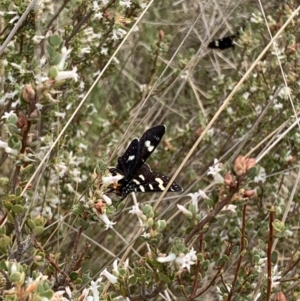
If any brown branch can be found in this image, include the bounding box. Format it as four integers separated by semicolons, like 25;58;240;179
282;241;300;277
129;284;165;301
10;216;23;260
0;153;8;168
185;187;239;245
191;234;203;297
149;30;164;83
227;203;247;300
65;0;116;44
194;244;233;298
73;243;91;271
34;238;70;283
177;276;189;301
65;10;94;44
66;226;83;274
266;208;275;301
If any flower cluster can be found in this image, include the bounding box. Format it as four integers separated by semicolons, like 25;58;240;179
157;248;197;273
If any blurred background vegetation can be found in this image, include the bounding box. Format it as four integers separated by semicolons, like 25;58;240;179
0;0;300;300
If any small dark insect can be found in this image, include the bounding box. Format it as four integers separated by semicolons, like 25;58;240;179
208;33;239;50
109;125;183;199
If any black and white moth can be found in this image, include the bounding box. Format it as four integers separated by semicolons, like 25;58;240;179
109;125;183;198
208;33;239;50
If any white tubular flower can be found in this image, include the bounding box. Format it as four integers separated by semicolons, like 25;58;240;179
1;111;16;120
120;0;132;7
253;293;261;301
177;205;192;217
32;35;45;44
112;259;129;275
157;249;197;273
156;253;176;263
254;167;266;183
197;190;209;199
221;204;237;213
124;258;129;270
80;288;89;300
188;190;209;212
175;248;197;272
100;268;118;284
98;213;116;230
102;194;112;206
129;203;143;217
0;140;8;149
207;158;224;183
57;47;72;70
4;147;18;156
52;290;68;300
90;280;100;300
207;158;222;176
112;259;119;275
92;1;99;10
129;203;146;226
65;286;72;298
102;174;123;185
55;67;79;82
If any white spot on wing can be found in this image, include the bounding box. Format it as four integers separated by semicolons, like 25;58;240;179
127;155;135;162
133;179;140;184
155;178;165;190
145;140;154;152
138;175;145;181
139;185;145;192
149;184;154;190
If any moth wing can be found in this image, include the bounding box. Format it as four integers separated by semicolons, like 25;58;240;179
133;125;166;173
116;138;139;178
132;164;183;193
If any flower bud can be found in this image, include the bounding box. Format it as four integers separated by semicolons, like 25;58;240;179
147;217;154;228
94;200;106;214
158;30;165;41
224;173;236;188
49;66;59;79
155;220;166;230
288;156;297;164
243;190;256;198
274;291;286;301
29;109;39;119
16;113;28;133
245;158;256;170
234;156;247;176
100;268;118;284
22;84;35;103
234;156;256;176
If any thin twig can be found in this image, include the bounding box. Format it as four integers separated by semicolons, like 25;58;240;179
194;244;233;298
266;208;274;301
227;203;247;300
34;238;70;283
191;234;203;296
177;276;189;301
45;0;71;32
0;0;37;57
66;226;83;274
10;216;23;261
185;188;238;244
